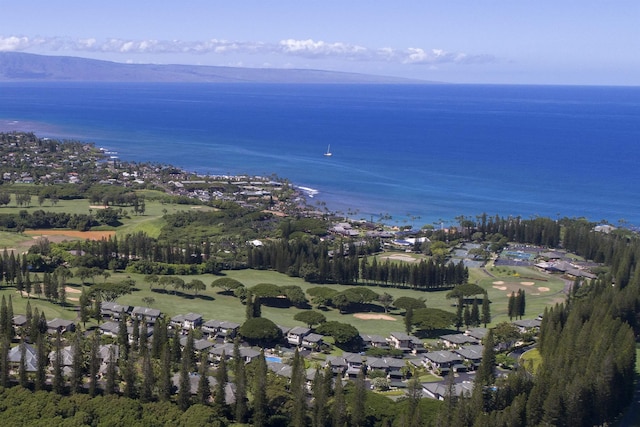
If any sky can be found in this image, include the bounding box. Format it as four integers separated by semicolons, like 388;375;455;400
1;1;639;85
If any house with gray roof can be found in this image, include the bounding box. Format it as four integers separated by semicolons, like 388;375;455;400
12;314;28;329
360;334;389;349
513;318;542;332
302;333;324;350
209;343;235;361
101;301;131;320
239;347;261;363
453;345;484;369
180;337;215;353
49;345;75;367
423;350;464;374
344;352;365;378
202;320;240;340
465;327;488;341
131;306;162;324
366;356;407;380
8;343;38;372
208;343;260;363
325;355;348;376
422;381;474;400
47;318;76;335
127;325;154;343
98;344;119;362
218;321;240;339
99;321;121;337
440;333;479;348
388;332;423;353
268;361;293;378
287;326;311;346
170;313;203;332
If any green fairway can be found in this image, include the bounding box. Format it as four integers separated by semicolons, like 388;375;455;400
0;263;566;337
0;231;33;249
0;288;79;322
0;194;217;245
476;266;566;322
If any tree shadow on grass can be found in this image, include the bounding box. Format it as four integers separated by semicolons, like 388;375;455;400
149;288;214;301
340;303;384;314
413;328;458;339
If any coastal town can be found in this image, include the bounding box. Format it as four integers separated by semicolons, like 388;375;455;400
0;131;313;218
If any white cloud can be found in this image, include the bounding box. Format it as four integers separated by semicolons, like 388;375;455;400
0;35;495;66
0;36;31;51
278;39;368;59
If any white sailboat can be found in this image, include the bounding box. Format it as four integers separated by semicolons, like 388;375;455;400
324;144;332;157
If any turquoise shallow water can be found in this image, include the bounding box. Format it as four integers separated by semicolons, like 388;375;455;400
1;82;639;227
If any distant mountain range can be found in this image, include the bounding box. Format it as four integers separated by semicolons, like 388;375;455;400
0;52;429;84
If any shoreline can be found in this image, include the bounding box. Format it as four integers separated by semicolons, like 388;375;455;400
2;82;639;228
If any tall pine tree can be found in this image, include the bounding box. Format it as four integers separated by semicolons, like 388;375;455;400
252;350;268;427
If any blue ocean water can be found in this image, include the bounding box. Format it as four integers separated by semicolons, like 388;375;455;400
1;82;639;227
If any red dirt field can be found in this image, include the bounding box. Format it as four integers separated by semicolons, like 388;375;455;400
24;229;116;241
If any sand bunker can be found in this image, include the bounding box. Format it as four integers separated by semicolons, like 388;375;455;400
493;281;505;285
353;313;396;321
538;287;550;292
381;254;419;263
65;286;81;294
493;285;507;291
520;281;535;286
67;297;79;302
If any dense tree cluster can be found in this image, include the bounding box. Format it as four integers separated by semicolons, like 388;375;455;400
507;289;526;320
436;226;640;426
448;214;561;248
0;209;97;232
248;238;468;290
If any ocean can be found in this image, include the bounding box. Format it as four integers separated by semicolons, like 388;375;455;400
1;82;639;227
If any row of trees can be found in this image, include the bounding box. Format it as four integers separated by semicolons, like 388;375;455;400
0;192;34;207
0;249;72;304
450;214;562;248
0;209;97;232
247;238;468;290
507;289;526;321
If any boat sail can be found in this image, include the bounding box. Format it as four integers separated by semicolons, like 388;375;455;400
324;144;332;157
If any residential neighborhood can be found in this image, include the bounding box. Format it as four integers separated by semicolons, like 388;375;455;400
3;297;545;405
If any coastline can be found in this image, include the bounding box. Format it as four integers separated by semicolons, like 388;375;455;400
1;83;639;227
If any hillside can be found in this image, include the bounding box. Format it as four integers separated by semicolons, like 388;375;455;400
0;51;429;84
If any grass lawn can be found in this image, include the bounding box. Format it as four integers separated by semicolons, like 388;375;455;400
520;348;542;373
0;196;214;248
0;287;79;322
419;373;442;383
0;231;33;250
477;266;566;323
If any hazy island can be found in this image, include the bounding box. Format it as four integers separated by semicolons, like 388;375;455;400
0;131;636;426
0;52;431;84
